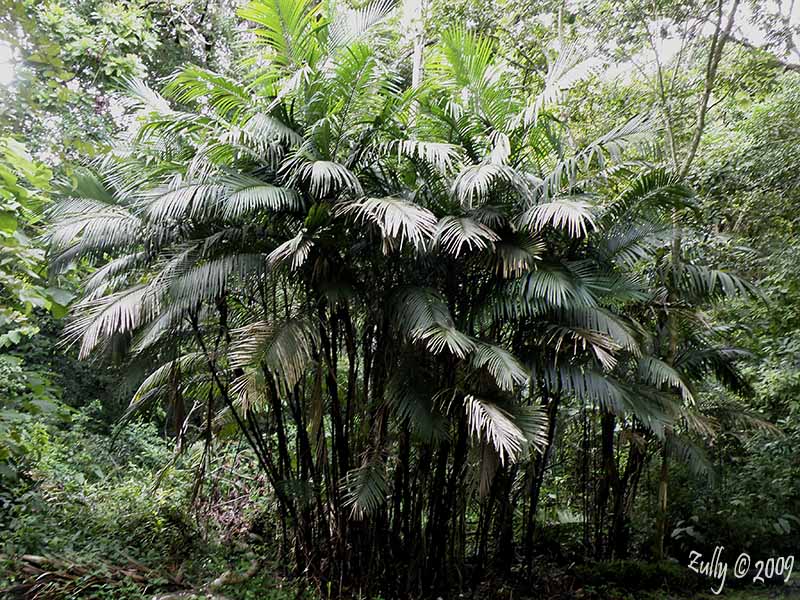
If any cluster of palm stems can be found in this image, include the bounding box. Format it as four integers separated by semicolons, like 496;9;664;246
46;0;756;595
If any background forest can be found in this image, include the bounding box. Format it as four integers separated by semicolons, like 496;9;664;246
0;0;798;598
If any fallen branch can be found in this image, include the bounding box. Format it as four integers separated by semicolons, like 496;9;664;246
2;554;185;600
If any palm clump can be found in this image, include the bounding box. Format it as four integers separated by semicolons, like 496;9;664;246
46;0;755;595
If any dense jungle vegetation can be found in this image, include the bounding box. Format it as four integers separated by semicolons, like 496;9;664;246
0;0;799;598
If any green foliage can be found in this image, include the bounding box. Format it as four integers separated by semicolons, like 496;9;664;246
658;71;800;563
0;354;64;480
1;407;320;600
2;0;800;597
32;0;763;593
0;137;76;481
2;410;191;558
0;137;58;329
0;0;242;160
1;410;194;599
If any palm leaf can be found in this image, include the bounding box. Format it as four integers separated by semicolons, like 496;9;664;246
268;230;314;270
239;0;322;70
64;285;150;359
436;215;499;256
341;457;389;519
285;157;363;198
521;196;597;237
451;163;521;208
470;342;529;391
340;196;437;251
326;0;395;52
638;356;694;402
230;318;319;389
464;394;526;465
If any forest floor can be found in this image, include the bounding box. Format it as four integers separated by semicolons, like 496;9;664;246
4;422;796;600
564;582;800;599
583;581;800;600
4;553;800;600
138;584;800;600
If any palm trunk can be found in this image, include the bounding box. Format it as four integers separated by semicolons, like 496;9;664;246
523;391;559;567
610;434;646;558
595;410;618;558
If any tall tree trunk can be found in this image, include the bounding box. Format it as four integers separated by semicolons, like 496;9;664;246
651;0;741;564
409;0;425;126
679;0;742;179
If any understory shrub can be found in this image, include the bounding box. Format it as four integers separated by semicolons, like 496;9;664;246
1;408;194;567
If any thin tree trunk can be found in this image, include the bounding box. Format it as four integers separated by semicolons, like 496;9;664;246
523;391;559;567
610;434;646;558
595;410;618;559
679;0;741;178
654;442;670;560
409;0;425;125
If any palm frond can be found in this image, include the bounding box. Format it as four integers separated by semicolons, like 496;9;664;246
596;221;667;267
421;324;476;358
451;163;521;208
386;372;448;441
83;251;148;295
464;394;526;465
534;364;675;436
436;215;499;256
391;286;453;335
242;112;304;146
666;434;712;477
144;181;227;222
268;230;314;270
285;157;363;198
679;265;759;300
538;114;656;200
431;27;497;93
230;318;319;389
521;196;596;237
638;356;694;402
492;234;544;278
64;285;151;359
542;304;640;370
600;167;694;228
342;457;389;519
470;342;529;391
391;287;474;357
340;196;437;251
517;263;598;308
130;304;189;354
519;43;594;126
326;0;394;51
164;66;252;120
127;352;208;416
123;77;173;115
167;254;266;305
674;346;753;396
220;174;301;218
384;140;461;174
47;198;142;269
239;0;322;70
